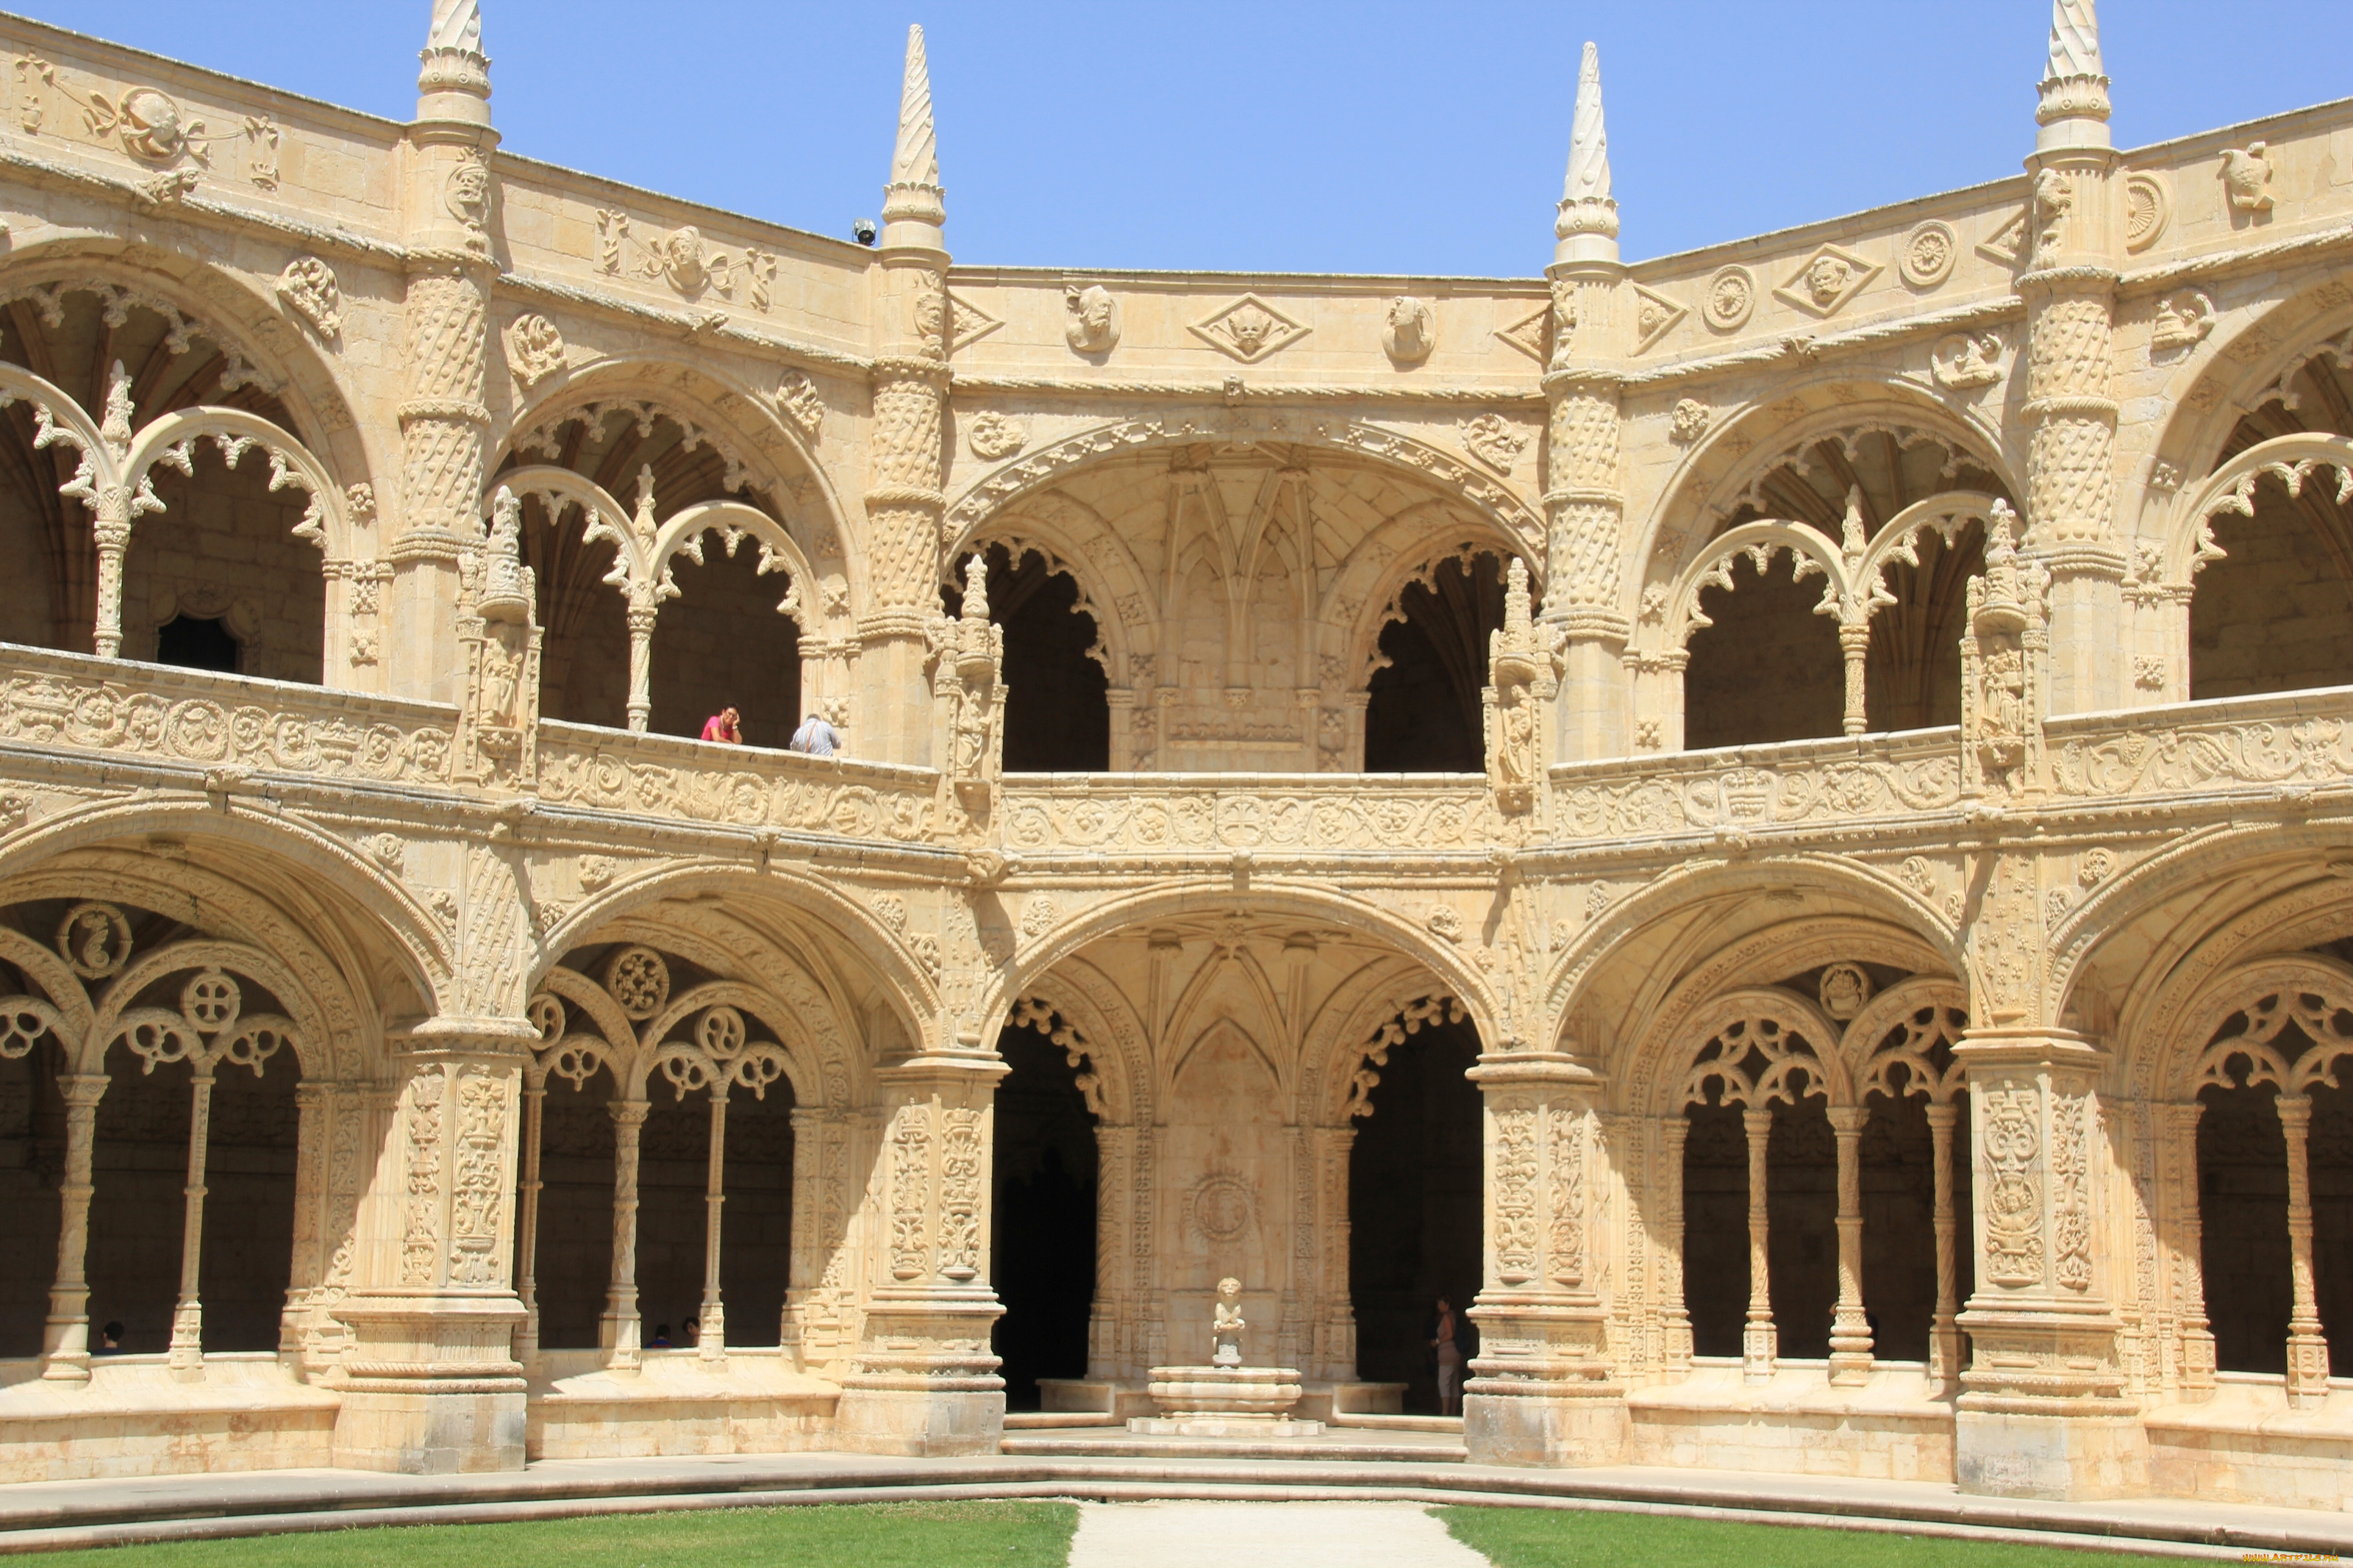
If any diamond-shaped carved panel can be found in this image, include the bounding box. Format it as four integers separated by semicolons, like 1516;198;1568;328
1771;243;1883;320
1190;295;1310;363
1494;304;1549;363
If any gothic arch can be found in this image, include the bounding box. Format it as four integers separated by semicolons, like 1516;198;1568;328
1304;953;1473;1126
534;859;933;1070
1633;375;2021;625
940;412;1548;573
1546;851;1959;1058
0;237;377;498
947;487;1145;683
502;354;857;612
2152;952;2353;1106
981;878;1502;1056
1004;955;1148;1126
0;797;447;1075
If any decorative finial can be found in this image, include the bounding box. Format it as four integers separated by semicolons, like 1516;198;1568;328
418;0;492;116
880;24;946;247
961;552;989;623
1503;557;1534;639
1555;42;1619;261
2037;0;2110;129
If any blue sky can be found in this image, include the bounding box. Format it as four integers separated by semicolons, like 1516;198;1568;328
30;2;2353;277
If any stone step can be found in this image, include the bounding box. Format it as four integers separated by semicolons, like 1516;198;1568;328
996;1433;1469;1464
1002;1411;1124;1429
1328;1414;1464;1433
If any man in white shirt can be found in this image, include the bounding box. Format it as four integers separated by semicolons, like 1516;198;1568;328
789;704;843;757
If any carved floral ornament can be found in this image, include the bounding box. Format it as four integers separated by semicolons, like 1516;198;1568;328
274;257;341;341
1899;221;1960;288
966;410;1029;461
1703;265;1756;332
2124;171;2172;252
503;314;567;388
772;370;824;440
1460;413;1531;472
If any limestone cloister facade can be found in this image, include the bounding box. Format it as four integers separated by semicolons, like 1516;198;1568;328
0;0;2350;1511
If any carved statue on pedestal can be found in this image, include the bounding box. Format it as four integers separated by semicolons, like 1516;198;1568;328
457;485;543;788
1211;1275;1246;1367
1960;501;2049;804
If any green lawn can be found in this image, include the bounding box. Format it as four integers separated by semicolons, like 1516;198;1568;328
32;1500;1079;1568
1438;1504;2179;1567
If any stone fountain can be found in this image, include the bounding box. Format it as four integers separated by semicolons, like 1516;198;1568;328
1126;1276;1325;1437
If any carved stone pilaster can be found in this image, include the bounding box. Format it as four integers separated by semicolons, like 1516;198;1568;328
1484;558;1558;821
329;1017;534;1475
1463;1053;1626;1467
392;8;499;707
1952;1028;2144;1500
834;1053;1007;1456
929;554;1004;839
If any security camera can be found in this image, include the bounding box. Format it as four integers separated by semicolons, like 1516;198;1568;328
853;218;878;246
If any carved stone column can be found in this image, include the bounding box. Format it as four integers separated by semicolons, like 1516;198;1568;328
165;1063;217;1380
40;1073;107;1382
1926;1100;1965;1391
2160;1101;2215;1396
1090;1123;1132;1381
833;1052;1007;1456
599;1098;649;1371
511;1070;545;1364
1827;1104;1874;1385
390;5;500;708
1952;1028;2143;1500
2020;3;2125;715
1654;1113;1693;1376
331;1017;533;1474
1540;43;1630;765
698;1085;729;1362
1740;1106;1777;1383
1463;1053;1626;1467
784;1106;868;1376
2277;1094;2331;1406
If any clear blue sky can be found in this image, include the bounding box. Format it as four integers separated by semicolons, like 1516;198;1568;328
27;2;2353;277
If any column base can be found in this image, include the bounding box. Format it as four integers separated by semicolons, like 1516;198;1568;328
330;1293;526;1474
1954;1406;2149;1500
832;1379;1005;1456
1464;1381;1629;1467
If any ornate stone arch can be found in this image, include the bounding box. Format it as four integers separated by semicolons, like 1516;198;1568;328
504;354;854;609
1306;957;1472;1126
1001;972;1141;1127
1841;975;1969;1100
0;800;449;1077
1547;851;1960;1061
86;934;319;1081
0;239;377;502
1633;376;2020;627
940;413;1548;571
978;876;1501;1062
2157;953;2353;1105
1340;521;1532;687
943;486;1150;680
535;860;932;1083
1668;986;1850;1118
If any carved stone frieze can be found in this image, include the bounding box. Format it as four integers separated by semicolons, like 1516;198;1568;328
1001;783;1496;855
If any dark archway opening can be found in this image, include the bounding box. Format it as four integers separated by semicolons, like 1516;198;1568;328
0;1034;64;1358
1859;1089;1973;1362
531;1065;617;1350
2199;1081;2290;1373
155;614;240;674
635;1086;709;1350
2314;1080;2353;1370
1347;1016;1483;1413
718;1075;796;1347
990;1024;1098;1410
1683;553;1843;750
946;543;1108;772
1865;525;1983;733
2191;470;2353;700
649;540;803;750
1364;551;1504;773
1682;1100;1746;1357
85;1035;299;1356
1765;1097;1837;1360
2192;354;2353;701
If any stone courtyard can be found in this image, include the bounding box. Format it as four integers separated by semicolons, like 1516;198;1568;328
0;0;2349;1528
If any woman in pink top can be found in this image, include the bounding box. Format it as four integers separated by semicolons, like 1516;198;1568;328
700;706;742;744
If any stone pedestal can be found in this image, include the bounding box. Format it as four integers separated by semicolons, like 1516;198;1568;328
1463;1053;1628;1467
1129;1365;1324;1437
329;1022;535;1474
832;1053;1008;1456
1952;1028;2147;1500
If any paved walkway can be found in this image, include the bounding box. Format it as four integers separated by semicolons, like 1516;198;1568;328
0;1451;2344;1559
1068;1502;1489;1568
